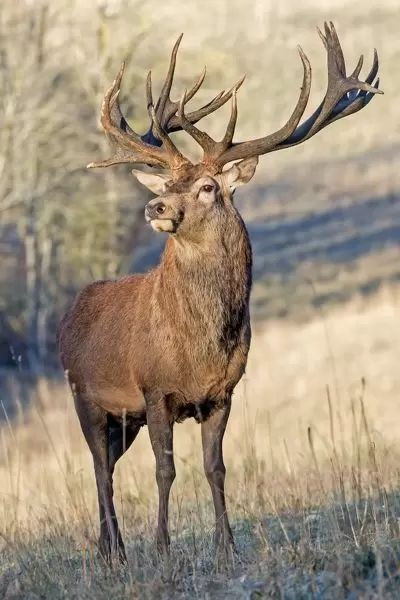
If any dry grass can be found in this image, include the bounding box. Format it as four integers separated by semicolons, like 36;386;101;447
1;0;400;597
1;290;400;598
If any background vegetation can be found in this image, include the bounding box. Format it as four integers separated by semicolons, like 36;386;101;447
1;0;399;597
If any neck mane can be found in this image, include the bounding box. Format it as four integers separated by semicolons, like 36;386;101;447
155;207;252;356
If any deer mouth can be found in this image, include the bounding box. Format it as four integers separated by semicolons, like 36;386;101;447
146;207;185;234
149;218;177;233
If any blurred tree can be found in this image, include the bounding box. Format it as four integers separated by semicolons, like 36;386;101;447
0;2;79;365
0;0;241;369
0;0;151;366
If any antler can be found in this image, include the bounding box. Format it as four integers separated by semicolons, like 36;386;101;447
88;34;244;173
89;23;382;176
87;61;190;172
142;34;245;145
180;22;382;171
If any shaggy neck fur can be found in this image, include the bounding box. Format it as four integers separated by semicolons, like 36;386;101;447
154;204;252;359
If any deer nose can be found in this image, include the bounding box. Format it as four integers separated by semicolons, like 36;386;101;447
145;200;166;221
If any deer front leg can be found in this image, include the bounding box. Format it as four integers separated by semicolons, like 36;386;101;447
146;392;175;554
201;400;234;556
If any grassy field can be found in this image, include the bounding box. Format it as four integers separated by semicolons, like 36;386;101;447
1;0;400;597
1;289;400;598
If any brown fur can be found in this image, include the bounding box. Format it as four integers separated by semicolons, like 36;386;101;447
58;23;381;562
59;170;252;422
58;166;252;561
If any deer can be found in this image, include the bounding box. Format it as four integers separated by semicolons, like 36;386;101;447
58;22;381;564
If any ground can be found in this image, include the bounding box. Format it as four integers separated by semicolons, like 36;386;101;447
1;0;400;596
1;291;400;598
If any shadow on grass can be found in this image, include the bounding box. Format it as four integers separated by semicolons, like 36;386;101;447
248;192;400;279
2;493;400;599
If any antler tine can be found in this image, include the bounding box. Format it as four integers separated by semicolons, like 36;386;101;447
213;47;311;166
274;35;382;149
142;38;213;141
365;48;379;84
142;70;164;147
326;21;346;75
148;104;189;170
176;81;247;170
350;54;364;79
147;37;208;128
185;67;207;103
164;91;223;133
94;64;146;150
142;35;246;138
106;63;141;138
201;90;225;109
177;83;248;170
89;23;382;175
89;36;245;172
109;61;124;108
88;62;191;172
300;22;382;139
321;75;381;130
177;90;216;154
146;70;153;110
141;34;186;143
317;26;328;50
220;88;238;148
167;75;245;133
155;33;183;115
211;22;381;168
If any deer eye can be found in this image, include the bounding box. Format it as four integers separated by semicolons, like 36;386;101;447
201;184;214;193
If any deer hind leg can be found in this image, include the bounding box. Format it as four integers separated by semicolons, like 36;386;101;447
201;400;234;557
146;392;175;554
107;413;141;473
74;396;139;564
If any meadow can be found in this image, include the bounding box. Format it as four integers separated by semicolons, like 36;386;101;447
1;0;400;597
1;288;400;598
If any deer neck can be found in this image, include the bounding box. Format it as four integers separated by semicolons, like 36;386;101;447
156;209;252;353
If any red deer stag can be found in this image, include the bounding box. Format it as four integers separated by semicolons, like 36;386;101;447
58;23;381;563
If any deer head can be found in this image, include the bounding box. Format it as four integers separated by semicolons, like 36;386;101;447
88;23;382;242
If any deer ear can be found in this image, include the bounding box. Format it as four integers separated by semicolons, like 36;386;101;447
222;157;259;191
132;170;172;195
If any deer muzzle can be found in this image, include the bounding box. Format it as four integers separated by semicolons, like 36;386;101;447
145;198;183;233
